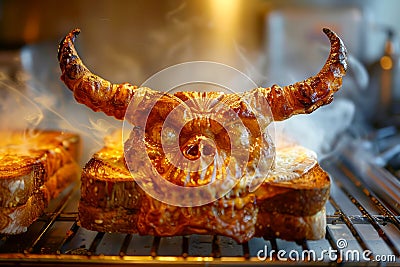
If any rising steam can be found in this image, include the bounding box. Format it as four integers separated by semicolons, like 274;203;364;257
274;99;356;159
0;46;121;165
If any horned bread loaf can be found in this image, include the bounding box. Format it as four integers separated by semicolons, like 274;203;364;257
0;131;80;234
78;131;330;243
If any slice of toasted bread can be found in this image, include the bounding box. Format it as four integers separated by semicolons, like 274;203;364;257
256;146;330;216
0;189;48;234
78;131;330;242
0;130;81;234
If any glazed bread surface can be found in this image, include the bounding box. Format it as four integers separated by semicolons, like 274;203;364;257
79;131;330;242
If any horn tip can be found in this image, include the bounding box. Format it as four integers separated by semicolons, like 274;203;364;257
322;27;331;33
68;28;81;43
322;27;342;44
57;28;81;62
322;27;334;37
72;28;81;36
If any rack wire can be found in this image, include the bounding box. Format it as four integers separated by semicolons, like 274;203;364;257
0;154;399;266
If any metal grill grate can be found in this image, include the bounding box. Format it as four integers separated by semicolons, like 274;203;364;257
0;154;399;266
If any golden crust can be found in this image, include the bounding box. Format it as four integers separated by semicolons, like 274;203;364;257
0;131;80;206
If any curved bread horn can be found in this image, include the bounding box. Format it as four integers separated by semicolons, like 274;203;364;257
246;28;347;121
58;28;347;122
58;29;139;120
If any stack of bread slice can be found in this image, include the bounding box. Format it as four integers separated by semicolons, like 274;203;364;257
0;131;80;234
79;131;330;243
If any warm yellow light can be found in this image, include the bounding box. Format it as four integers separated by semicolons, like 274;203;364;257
206;0;243;63
380;56;393;70
211;0;240;12
209;0;241;39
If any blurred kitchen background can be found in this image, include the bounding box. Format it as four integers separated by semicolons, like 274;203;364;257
1;0;400;75
1;0;400;174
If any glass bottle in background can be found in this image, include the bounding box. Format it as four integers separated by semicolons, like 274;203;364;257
368;27;400;126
